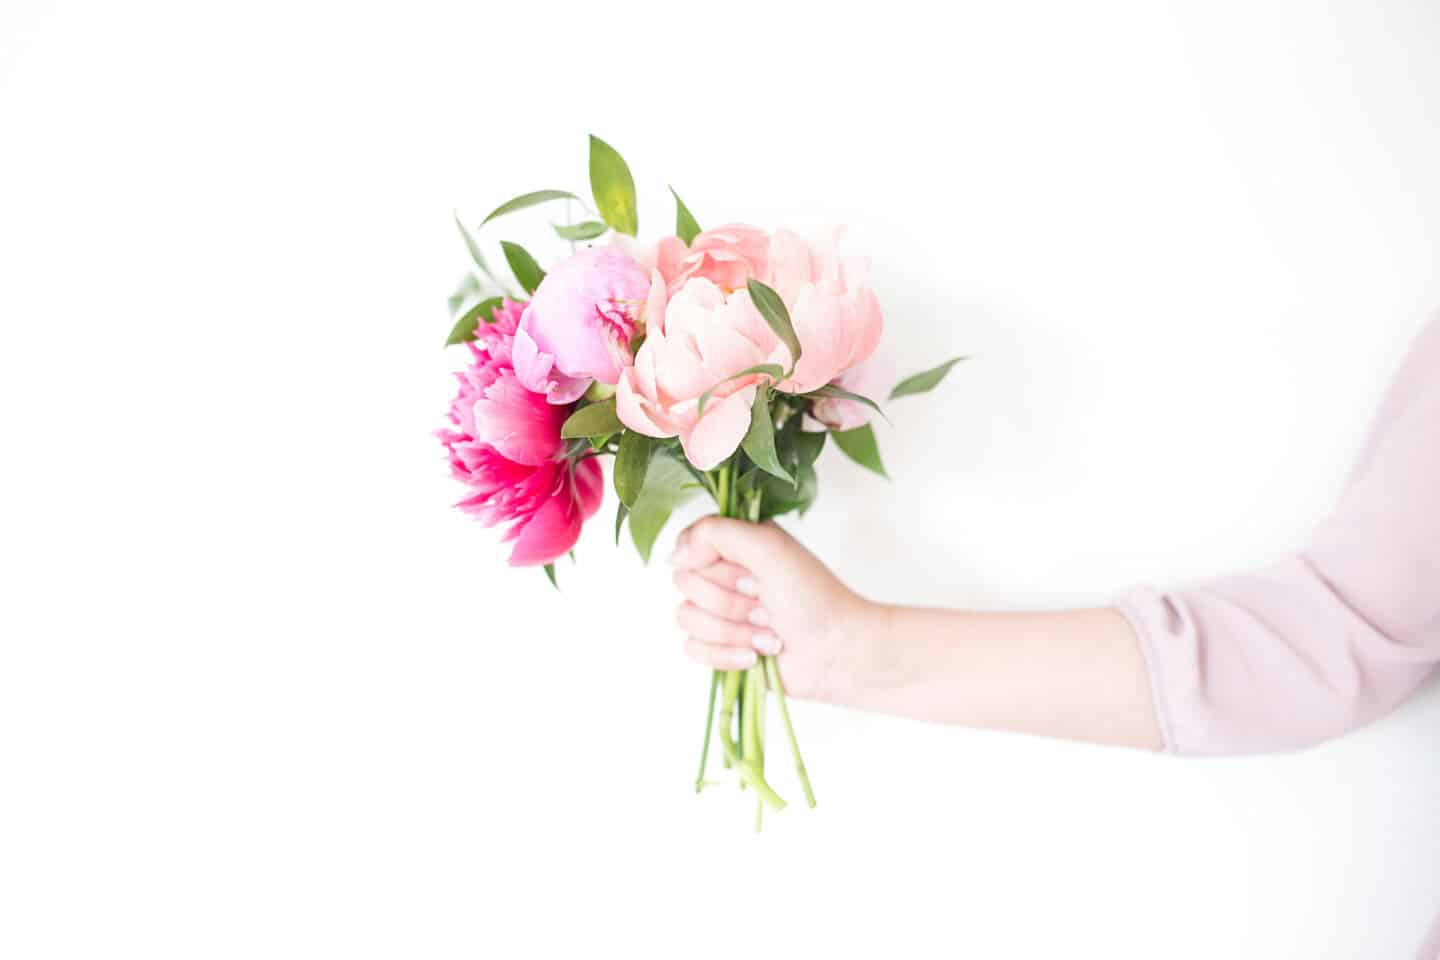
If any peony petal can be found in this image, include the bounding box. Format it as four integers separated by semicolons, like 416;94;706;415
784;286;855;393
507;487;583;566
679;385;756;471
846;286;884;370
766;229;817;305
711;287;777;355
512;325;592;404
473;371;566;466
616;368;677;438
694;319;769;383
511;325;553;395
639;270;669;339
573;456;605;521
544;372;592;405
654;236;688;287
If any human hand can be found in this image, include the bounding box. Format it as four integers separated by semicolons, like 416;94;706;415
669;517;879;703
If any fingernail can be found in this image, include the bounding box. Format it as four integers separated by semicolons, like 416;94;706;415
668;547;688;566
753;633;781;655
736;577;758;597
748;607;771;627
737;650;758;668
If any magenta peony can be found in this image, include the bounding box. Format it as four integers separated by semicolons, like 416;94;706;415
512;246;651;404
440;299;603;566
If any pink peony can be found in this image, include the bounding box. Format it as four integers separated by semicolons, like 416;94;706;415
661;223;772;293
615;226;885;469
765;228;884;395
615;273;774;470
611;224;770;296
808;360;885;432
512;247;651;405
440;300;604;566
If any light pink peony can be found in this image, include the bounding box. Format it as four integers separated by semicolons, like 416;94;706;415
615;227;885;469
512;247;651;404
765;228;884;394
663;223;771;293
611;223;770;296
808;360;883;432
440;299;604;566
615;274;773;470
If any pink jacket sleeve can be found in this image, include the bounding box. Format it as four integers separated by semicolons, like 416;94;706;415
1115;318;1440;756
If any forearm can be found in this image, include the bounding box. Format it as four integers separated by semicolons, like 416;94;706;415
826;603;1165;751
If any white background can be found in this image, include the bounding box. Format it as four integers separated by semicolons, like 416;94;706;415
3;1;1438;957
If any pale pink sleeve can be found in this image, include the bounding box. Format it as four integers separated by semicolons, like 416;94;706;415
1116;319;1440;756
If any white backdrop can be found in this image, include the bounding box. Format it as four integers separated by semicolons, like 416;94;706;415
3;1;1439;957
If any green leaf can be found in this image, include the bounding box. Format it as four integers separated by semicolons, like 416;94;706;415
758;461;817;521
447;272;482;317
890;356;968;400
670;186;701;245
793;427;826;468
614;501;628;545
745;278;802;374
740;389;792;483
808;382;887;421
543;563;559;589
629;453;701;563
445;295;505;346
560;398;624;439
588;134;639;237
481;189;581;225
696;363;784;418
500;241;545;295
454;214;511;295
831;423;888;479
553;220;609;241
454;214;488;267
614;430;653;507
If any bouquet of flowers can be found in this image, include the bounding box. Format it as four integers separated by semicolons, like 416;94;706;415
439;135;962;827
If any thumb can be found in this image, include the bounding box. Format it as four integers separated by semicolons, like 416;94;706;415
670;515;787;576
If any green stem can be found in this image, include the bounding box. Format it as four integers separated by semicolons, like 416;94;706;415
718;669;742;767
764;654;816;809
695;460;794;819
753;663;768;832
695;670;719;793
742;666;761;767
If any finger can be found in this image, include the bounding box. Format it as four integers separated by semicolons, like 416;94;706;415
671;516;784;572
683;635;758;671
691;561;758;597
674;602;781;654
671;568;758;623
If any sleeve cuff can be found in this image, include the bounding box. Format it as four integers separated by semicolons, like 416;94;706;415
1113;588;1180;755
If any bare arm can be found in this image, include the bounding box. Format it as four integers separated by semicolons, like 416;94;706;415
671;319;1440;758
669;518;1164;751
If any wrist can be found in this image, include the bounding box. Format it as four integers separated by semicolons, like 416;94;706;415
819;595;897;709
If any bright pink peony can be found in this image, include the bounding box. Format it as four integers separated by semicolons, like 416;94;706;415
440;298;604;566
615;273;773;470
512;247;651;404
